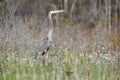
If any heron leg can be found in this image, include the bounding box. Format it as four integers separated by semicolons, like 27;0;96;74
42;51;48;66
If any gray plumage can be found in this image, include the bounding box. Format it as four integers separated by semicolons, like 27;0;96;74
34;29;53;59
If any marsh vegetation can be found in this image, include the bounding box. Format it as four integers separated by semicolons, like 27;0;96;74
0;0;120;80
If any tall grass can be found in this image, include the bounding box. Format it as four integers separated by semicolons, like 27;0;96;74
0;43;119;80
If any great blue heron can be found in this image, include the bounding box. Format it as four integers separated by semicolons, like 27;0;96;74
34;10;65;65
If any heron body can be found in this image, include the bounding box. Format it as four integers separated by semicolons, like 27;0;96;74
34;36;51;59
34;9;65;65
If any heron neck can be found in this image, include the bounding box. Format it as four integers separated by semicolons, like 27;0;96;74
48;20;53;42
